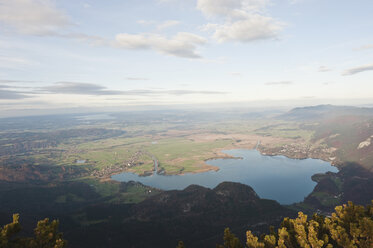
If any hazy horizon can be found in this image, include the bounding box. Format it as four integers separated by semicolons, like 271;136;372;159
2;98;373;118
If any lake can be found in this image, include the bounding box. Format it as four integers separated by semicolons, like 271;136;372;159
111;149;338;204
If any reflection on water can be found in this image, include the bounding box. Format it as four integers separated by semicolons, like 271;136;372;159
112;149;338;204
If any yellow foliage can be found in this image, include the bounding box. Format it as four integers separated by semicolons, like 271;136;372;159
218;201;373;248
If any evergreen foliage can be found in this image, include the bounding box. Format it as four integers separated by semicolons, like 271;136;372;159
218;201;373;248
0;214;66;248
176;240;185;248
217;228;243;248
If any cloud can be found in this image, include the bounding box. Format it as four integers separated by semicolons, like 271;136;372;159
126;77;150;81
204;15;282;42
0;85;13;89
83;3;91;9
197;0;283;43
0;100;46;106
342;64;373;76
137;20;180;30
265;81;293;86
0;0;279;59
0;0;71;36
0;85;32;99
162;90;227;95
0;79;37;84
114;32;207;58
197;0;268;19
0;55;36;69
318;66;332;72
0;0;107;49
157;20;181;30
0;90;32;99
0;1;203;59
157;0;173;3
137;20;157;26
41;82;120;95
355;44;373;50
230;72;242;76
59;33;108;46
40;82;227;96
114;34;151;49
289;0;305;4
0;84;34;89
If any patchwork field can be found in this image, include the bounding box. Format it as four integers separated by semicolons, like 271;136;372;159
0;116;322;180
4;107;372;184
34;122;314;177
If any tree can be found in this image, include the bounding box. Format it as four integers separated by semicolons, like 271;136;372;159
176;240;185;248
221;201;373;248
217;228;243;248
0;214;66;248
0;214;22;248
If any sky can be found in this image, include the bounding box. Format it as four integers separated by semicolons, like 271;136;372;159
0;0;373;117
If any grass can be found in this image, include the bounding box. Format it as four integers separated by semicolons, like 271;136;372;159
144;137;233;174
52;136;154;169
54;193;85;203
4;119;320;177
289;202;317;214
77;178;120;197
128;162;154;174
311;192;341;206
112;183;159;204
48;131;236;175
253;122;314;141
74;178;160;205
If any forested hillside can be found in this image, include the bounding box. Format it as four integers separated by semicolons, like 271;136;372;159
2;201;372;248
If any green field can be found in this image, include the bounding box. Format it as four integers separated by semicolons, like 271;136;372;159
0;117;321;179
48;135;235;175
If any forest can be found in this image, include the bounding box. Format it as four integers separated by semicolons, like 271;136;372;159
2;201;372;248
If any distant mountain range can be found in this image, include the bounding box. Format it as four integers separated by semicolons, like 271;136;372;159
279;104;373;121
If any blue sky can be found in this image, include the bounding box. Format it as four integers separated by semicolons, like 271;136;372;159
0;0;373;116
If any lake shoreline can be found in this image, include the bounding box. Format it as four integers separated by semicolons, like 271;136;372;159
111;149;338;204
106;146;338;179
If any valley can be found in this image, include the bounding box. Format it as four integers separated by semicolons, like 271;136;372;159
0;105;372;247
0;113;336;181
